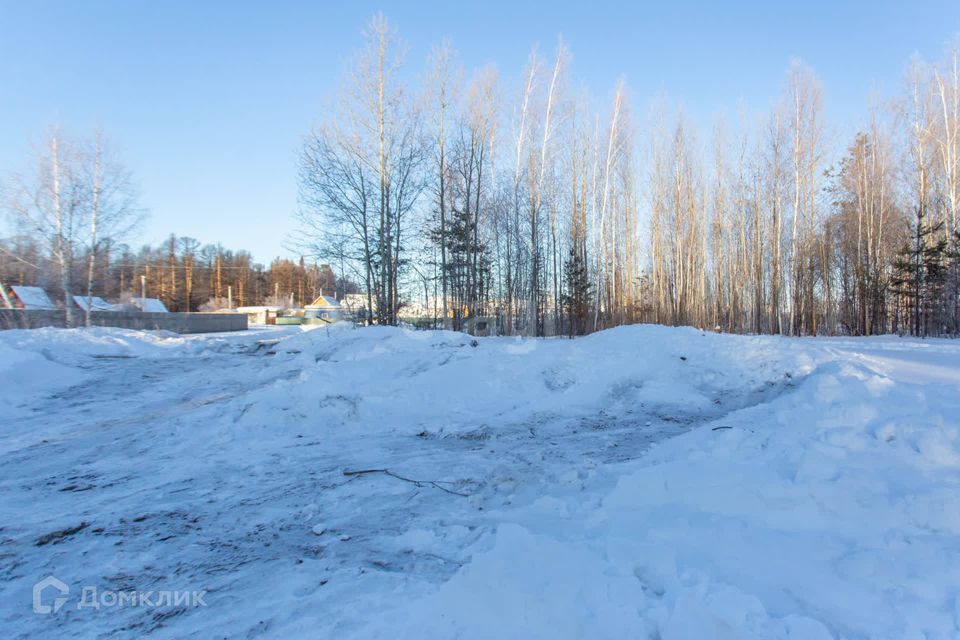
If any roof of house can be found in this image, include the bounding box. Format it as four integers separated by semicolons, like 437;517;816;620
132;297;169;313
305;295;340;309
235;306;285;313
10;286;57;310
73;295;115;311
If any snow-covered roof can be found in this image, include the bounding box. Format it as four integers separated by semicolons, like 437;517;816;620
132;298;169;313
306;295;341;309
10;286;56;310
236;306;285;313
72;295;116;312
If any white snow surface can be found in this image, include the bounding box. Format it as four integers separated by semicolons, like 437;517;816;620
2;323;959;639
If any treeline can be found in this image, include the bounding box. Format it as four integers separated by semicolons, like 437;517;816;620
296;15;960;337
0;232;350;312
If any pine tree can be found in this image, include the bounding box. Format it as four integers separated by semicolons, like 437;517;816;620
430;204;484;331
891;206;948;336
562;247;592;337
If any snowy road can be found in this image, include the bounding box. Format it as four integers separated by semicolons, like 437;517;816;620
2;324;960;638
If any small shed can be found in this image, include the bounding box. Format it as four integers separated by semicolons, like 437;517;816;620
4;285;57;310
132;298;169;313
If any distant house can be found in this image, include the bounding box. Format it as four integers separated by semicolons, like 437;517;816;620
132;298;169;313
306;294;340;310
2;285;57;310
304;294;341;323
72;295;116;312
235;305;284;325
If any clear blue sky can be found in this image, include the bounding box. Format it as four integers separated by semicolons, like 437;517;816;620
2;0;959;264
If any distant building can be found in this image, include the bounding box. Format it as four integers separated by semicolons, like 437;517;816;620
132;298;169;313
236;305;284;325
2;285;57;310
72;295;116;312
305;294;340;310
304;295;341;323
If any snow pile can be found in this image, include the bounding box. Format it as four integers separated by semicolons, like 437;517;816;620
353;337;960;639
0;326;263;423
233;323;811;441
0;340;84;420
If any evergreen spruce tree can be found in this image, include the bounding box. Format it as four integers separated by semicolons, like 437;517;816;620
562;248;592;337
891;205;948;337
430;204;484;332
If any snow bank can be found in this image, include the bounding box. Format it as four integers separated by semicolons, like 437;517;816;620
0;326;256;423
352;336;960;639
233;323;814;442
0;326;187;362
0;341;84;420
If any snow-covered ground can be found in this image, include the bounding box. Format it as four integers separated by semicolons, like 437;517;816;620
2;323;959;639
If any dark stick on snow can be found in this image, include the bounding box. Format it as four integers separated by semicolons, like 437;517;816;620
342;468;469;497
